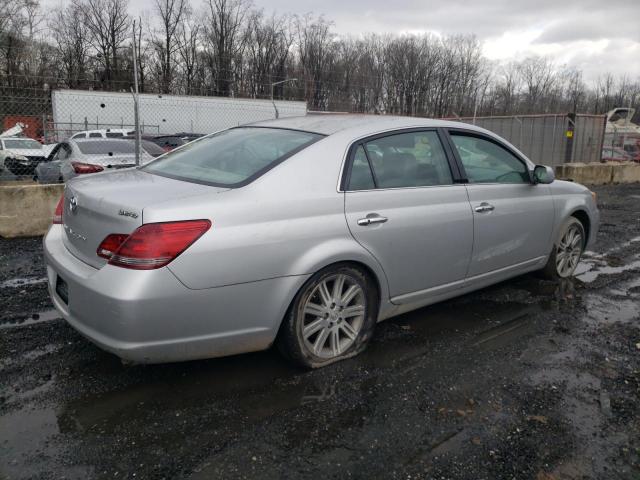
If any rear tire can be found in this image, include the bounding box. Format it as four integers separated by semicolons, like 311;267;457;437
540;217;585;279
276;264;378;369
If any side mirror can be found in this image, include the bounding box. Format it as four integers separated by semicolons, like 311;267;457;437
533;165;555;184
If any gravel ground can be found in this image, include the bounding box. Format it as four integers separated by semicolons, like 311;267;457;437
0;183;639;480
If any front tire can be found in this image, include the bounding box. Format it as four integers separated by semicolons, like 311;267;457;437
277;264;378;368
541;217;585;279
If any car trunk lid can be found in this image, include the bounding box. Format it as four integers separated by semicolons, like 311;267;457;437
62;169;227;268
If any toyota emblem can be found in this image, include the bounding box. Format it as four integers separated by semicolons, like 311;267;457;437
69;196;78;213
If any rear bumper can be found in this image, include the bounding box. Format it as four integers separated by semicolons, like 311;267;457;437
44;225;306;363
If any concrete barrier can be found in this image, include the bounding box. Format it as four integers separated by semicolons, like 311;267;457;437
0;184;63;238
555;162;640;185
555;163;613;185
611;163;640;184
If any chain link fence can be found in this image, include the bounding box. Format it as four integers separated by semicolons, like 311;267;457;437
1;86;609;184
448;113;607;167
0;87;306;183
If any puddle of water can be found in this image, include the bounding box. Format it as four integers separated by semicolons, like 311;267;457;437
0;406;93;479
585;295;640;325
0;309;61;330
0;276;47;289
575;257;640;283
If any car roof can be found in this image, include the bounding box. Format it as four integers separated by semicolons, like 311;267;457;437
71;138;133;143
248;113;483;136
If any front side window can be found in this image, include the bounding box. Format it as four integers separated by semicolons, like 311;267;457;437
106;132;124;138
143;127;322;187
358;131;453;189
450;133;529;184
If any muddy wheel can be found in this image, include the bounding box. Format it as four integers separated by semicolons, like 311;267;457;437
541;217;585;279
277;264;378;369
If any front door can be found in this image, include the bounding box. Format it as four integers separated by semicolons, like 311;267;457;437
343;129;474;302
447;130;555;277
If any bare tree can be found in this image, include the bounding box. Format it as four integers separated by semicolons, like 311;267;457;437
177;12;200;95
244;10;292;98
50;3;91;88
296;14;337;110
75;0;130;88
150;0;188;93
203;0;251;96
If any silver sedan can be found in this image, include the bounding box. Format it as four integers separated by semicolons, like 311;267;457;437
43;115;599;367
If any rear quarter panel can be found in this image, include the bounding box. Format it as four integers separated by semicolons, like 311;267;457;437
146;137;390;303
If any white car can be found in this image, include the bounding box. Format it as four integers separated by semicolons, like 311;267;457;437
0;137;47;176
69;129;135;140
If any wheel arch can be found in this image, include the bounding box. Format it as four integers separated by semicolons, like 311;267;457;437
570;208;590;243
276;240;393;334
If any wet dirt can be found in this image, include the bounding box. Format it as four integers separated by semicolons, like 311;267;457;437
1;183;639;479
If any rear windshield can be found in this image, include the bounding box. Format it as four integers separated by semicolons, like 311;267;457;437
153;136;185;147
142;127;322;187
77;140;136;154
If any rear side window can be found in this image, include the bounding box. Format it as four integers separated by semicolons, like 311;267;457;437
450;133;529;184
347;131;453;190
348;146;376;190
143;127;322;187
89;132;102;138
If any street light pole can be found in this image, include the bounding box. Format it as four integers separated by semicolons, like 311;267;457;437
271;78;297;119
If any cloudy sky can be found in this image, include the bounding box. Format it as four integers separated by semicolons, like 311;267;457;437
47;0;640;83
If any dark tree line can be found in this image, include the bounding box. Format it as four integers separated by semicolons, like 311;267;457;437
1;0;639;119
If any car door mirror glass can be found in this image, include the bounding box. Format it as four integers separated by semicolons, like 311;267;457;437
533;165;555;184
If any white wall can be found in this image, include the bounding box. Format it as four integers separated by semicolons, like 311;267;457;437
51;90;307;137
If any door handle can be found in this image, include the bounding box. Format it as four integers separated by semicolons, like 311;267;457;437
357;214;388;226
474;202;495;213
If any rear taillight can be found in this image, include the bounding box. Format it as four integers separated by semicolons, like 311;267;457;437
99;220;211;270
72;162;104;174
96;233;129;259
53;194;64;224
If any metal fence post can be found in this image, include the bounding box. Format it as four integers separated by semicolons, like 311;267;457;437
132;20;142;166
564;113;576;164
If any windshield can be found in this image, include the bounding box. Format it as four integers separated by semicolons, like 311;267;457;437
77;140;136;155
4;139;42;150
143;127;322;187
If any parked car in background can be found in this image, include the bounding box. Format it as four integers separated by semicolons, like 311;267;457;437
34;138;155;183
123;134;186;152
0;137;48;176
176;132;205;143
70;129;134;140
601;147;633;162
622;142;640;162
44;115;599;368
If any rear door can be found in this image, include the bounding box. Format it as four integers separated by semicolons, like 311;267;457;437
446;130;555;278
343;129;473;303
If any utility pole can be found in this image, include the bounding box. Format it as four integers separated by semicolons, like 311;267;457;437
271;79;297;119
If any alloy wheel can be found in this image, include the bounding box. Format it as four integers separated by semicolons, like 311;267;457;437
301;273;366;359
556;225;583;277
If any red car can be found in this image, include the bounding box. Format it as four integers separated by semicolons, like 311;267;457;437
602;147;634;163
